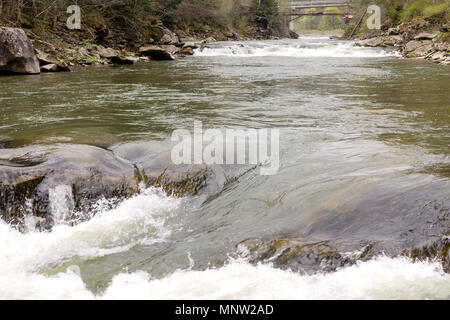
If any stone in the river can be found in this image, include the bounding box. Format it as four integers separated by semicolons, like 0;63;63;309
242;176;450;273
109;55;137;64
408;41;433;57
242;238;374;274
35;51;71;72
0;142;244;231
183;42;200;50
41;64;58;72
97;46;119;59
139;45;176;60
289;30;299;39
0;144;136;230
0;27;40;75
404;40;423;52
178;47;194;56
355;37;384;47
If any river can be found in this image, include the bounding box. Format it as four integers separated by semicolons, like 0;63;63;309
0;37;449;299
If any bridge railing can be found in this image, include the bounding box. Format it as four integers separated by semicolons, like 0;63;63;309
279;0;350;9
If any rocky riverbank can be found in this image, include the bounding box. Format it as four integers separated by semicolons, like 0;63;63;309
1;16;297;75
0;25;215;74
30;22;213;71
353;20;449;65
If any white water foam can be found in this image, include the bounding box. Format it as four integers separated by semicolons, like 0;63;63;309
1;257;449;300
101;257;450;300
0;187;181;277
48;185;75;225
194;42;399;58
0;185;449;300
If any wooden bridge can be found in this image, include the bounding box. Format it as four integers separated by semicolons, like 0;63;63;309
289;0;350;10
281;0;354;20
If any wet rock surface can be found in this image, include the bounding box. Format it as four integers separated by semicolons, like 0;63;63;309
0;140;448;271
238;176;449;273
139;45;177;60
0;143;241;232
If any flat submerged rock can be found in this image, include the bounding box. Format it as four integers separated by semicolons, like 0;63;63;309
0;142;248;231
241;175;450;273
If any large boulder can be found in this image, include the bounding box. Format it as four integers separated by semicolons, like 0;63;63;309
109;55;137;65
159;27;179;45
0;142;246;231
0;27;40;75
139;45;176;60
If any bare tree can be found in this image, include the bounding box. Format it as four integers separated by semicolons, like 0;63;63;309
17;0;24;24
32;0;38;17
52;0;58;30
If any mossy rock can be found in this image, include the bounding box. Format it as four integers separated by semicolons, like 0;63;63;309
0;143;228;231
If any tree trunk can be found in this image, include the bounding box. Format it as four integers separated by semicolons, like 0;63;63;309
17;0;24;24
32;0;37;16
52;1;58;30
0;0;3;19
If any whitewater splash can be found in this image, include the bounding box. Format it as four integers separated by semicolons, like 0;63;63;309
0;186;449;300
1;256;450;300
0;187;181;278
194;39;399;58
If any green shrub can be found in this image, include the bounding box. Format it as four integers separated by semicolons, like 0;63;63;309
402;0;449;20
423;2;450;17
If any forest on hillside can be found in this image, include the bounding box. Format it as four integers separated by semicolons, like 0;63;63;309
1;1;447;37
0;0;285;37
